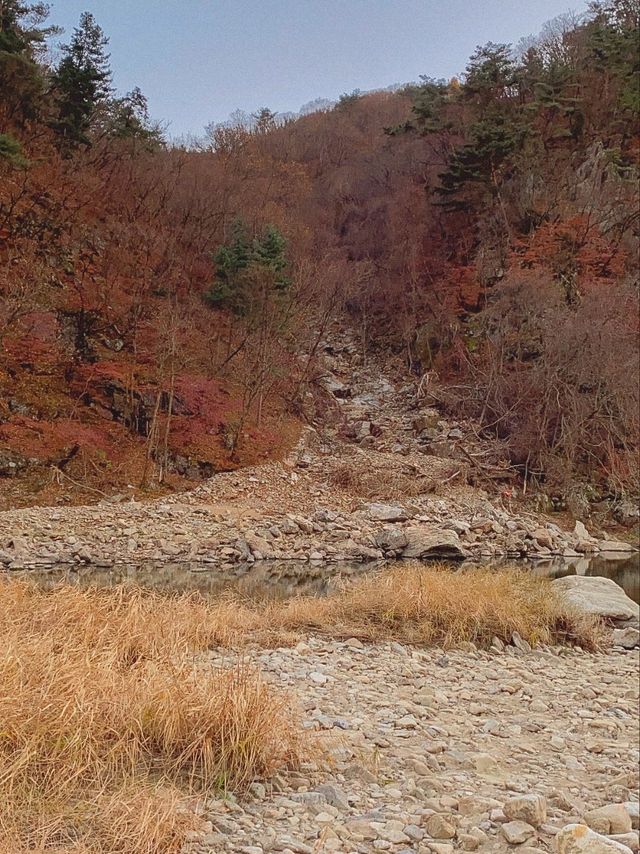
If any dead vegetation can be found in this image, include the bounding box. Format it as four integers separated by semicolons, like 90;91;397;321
326;455;464;501
0;582;303;854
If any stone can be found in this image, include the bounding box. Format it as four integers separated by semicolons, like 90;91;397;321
374;527;409;551
552;576;639;623
624;804;639;831
365;503;408;522
598;541;637;553
556;823;635;854
313;784;350;811
504;794;547;827
502;821;536;844
458;833;480;850
612;628;640;649
380;821;409;844
574;521;594;541
583;805;633;835
533;527;554;549
609;834;639;853
402;527;467;559
424;814;456;840
458;795;503;816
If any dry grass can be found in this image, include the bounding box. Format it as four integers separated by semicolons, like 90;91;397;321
329;461;436;499
0;563;603;851
258;564;604;650
0;582;303;854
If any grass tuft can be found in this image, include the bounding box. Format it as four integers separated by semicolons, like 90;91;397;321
0;582;303;853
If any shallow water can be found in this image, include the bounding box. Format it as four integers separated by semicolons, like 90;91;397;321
4;551;639;603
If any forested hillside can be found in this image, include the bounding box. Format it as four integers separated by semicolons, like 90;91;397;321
0;0;638;509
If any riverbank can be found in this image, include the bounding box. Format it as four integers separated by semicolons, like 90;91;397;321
0;451;636;571
0;571;637;854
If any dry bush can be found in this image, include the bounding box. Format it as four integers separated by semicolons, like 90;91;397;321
164;562;601;650
328;460;448;499
454;273;640;499
0;582;303;854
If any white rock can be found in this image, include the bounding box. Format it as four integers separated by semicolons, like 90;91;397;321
502;820;536;844
556;823;634;854
552;576;639;622
583;805;633;835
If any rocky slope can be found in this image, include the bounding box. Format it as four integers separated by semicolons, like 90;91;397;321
0;333;636;570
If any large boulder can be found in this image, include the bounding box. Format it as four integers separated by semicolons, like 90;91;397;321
552;576;639;624
374;527;409;552
597;540;638;553
402;527;467;559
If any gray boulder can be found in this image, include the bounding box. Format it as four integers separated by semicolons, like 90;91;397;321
365;503;408;522
552;576;639;624
374;527;409;552
402;527;467;559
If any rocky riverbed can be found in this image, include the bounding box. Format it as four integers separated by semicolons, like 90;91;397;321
182;639;639;854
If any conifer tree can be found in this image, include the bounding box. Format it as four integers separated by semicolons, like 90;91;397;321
50;11;111;147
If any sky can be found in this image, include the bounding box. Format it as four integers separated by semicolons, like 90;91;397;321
47;0;587;139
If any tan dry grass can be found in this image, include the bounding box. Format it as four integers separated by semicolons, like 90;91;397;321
257;563;604;650
0;582;303;854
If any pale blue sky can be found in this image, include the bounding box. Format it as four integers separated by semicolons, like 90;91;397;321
47;0;587;138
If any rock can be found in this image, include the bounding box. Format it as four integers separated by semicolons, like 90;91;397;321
402;527;467;559
552;576;639;623
556;823;635;854
413;412;440;433
612;627;640;649
458;795;503;816
458;833;480;850
598;541;637;553
583;805;632;835
365;503;408;522
501;821;536;844
504;794;547;828
574;521;595;541
345;819;378;840
424;814;456;839
374;527;409;551
533;527;554;549
614;502;640;527
624;804;639;831
380;820;410;844
609;834;639;853
313;784;350;811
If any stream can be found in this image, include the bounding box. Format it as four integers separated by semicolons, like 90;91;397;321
4;552;638;603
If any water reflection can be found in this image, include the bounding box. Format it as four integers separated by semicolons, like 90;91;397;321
3;551;638;603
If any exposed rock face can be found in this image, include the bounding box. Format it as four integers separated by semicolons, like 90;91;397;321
612;627;640;649
402;527;467;559
552;576;639;624
598;541;638;553
374;526;409;552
